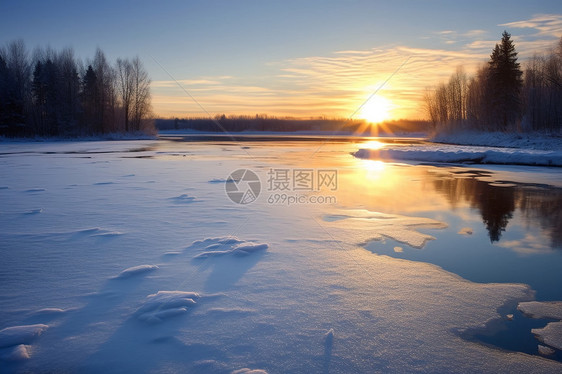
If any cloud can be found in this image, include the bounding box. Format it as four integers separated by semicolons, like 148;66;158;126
500;14;562;37
150;14;562;118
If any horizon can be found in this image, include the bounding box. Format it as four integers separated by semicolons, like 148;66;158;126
1;1;561;122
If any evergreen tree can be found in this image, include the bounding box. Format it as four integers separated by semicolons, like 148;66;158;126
82;65;98;134
487;31;523;130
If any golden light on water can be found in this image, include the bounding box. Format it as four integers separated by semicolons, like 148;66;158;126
362;140;384;150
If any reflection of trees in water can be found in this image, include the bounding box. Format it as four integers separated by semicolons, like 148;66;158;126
431;171;562;247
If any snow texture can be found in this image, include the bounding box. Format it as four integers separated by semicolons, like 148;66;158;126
430;131;562;151
135;291;200;324
538;345;556;356
190;237;269;259
0;345;30;361
1;139;562;373
0;325;48;348
518;301;562;320
519;301;562;352
116;264;159;279
532;322;562;351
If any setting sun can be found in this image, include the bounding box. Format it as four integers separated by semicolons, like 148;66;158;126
358;95;392;124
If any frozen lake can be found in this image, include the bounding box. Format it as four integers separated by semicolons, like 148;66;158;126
1;135;561;372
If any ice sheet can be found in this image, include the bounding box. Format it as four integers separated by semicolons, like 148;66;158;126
1;139;561;372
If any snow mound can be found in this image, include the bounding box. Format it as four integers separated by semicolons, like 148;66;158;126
190;237;269;259
0;344;30;361
74;227;124;238
116;264;159;279
231;369;268;374
323;210;447;249
169;194;196;203
136;291;200;324
518;301;562;320
0;324;48;348
353;146;562;166
532;321;562;351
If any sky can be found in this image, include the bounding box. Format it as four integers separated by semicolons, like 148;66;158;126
1;0;561;121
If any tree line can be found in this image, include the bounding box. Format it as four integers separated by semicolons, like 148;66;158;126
0;40;154;137
156;115;429;134
425;31;562;133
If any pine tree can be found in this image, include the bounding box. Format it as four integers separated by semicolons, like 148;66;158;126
487;31;523;130
82;65;98;134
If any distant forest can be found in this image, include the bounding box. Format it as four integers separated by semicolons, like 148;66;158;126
425;32;562;133
0;40;154;137
156;116;430;134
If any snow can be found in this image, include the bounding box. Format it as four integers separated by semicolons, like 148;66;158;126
135;291;200;324
518;301;562;320
353;146;562;166
190;237;269;258
1;138;561;372
0;325;48;350
116;264;159;279
231;369;269;374
354;131;562;166
430;131;562;151
518;301;562;353
538;345;556;356
0;345;30;361
532;322;562;351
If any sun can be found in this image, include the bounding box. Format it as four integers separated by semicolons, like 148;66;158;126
358;96;392;124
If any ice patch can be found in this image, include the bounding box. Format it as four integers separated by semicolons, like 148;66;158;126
323;210;447;249
532;321;562;351
519;301;562;352
116;264;159;279
0;324;48;348
0;344;30;361
538;344;556;356
190;237;269;259
518;301;562;320
136;291;200;324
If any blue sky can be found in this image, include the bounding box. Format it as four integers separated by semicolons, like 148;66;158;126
1;0;561;119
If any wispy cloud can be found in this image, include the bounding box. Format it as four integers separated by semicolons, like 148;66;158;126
151;14;562;118
501;14;562;37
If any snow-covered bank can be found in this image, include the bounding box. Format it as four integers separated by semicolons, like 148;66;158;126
353;144;562;166
430;131;562;151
